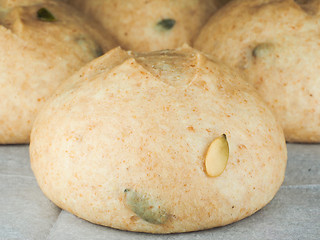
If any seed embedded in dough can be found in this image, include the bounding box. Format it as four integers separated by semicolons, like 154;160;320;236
37;8;56;22
155;19;176;31
124;189;168;224
205;134;229;177
252;43;274;58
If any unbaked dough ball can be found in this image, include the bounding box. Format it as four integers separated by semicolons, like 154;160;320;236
30;46;287;233
0;0;117;144
66;0;218;52
195;0;320;142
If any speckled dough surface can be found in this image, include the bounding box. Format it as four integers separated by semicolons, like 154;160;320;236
0;0;117;144
30;46;287;233
0;0;45;8
195;0;320;143
66;0;217;52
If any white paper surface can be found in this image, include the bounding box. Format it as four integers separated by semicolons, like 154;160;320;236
1;144;319;240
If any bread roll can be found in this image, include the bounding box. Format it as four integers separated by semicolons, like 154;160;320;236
30;46;287;233
195;0;320;142
0;0;117;143
66;0;218;52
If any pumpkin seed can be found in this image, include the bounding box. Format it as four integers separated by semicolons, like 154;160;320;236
37;8;56;22
205;134;229;177
124;189;168;224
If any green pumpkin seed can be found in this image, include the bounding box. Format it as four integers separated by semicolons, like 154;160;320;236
124;189;168;224
37;8;56;22
94;45;104;57
156;19;176;31
252;43;274;58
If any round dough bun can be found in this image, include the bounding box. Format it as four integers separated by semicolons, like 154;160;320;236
66;0;218;52
30;46;287;233
0;0;117;144
194;0;320;143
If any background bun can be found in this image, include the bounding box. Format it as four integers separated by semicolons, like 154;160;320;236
0;0;117;143
195;0;320;142
66;0;218;52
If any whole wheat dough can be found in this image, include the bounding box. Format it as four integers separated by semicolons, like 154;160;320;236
0;0;117;143
66;0;218;52
195;0;320;142
30;46;287;233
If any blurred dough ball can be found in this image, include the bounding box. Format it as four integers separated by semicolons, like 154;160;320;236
0;0;117;144
66;0;218;52
195;0;320;142
30;46;286;233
